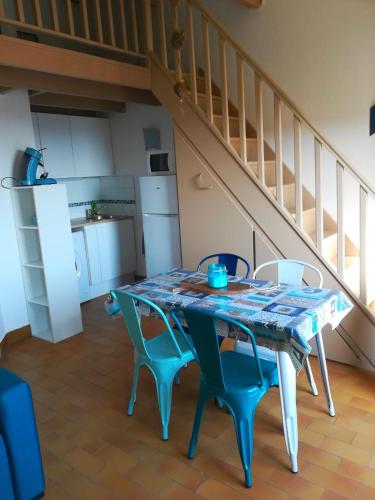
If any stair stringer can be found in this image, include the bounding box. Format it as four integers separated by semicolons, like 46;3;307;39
150;55;375;370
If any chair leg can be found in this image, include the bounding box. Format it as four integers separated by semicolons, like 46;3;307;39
156;375;174;441
231;405;256;488
304;357;319;396
174;370;181;386
188;390;207;459
315;330;335;417
127;361;140;416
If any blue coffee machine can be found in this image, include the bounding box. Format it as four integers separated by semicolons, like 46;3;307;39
20;147;57;186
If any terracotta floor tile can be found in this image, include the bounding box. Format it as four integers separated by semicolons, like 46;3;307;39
320;437;372;466
63;447;106;477
125;461;174;494
337;459;375;489
95;443;138;472
2;296;374;500
268;469;324;499
56;469;116;499
307;419;356;444
196;478;250;499
300;464;361;499
95;465;155;499
160;481;205;499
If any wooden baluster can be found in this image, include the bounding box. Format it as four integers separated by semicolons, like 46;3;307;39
171;1;183;84
80;0;90;40
294;116;303;228
236;53;246;162
143;0;153;53
359;186;368;303
255;74;265;183
158;0;168;67
49;0;59;31
33;0;42;27
274;94;283;205
202;15;213;123
219;34;229;143
130;0;139;53
336;161;345;277
16;0;25;23
314;139;323;252
0;0;4;17
186;0;197;102
94;0;103;43
65;0;75;36
106;0;116;46
119;0;128;50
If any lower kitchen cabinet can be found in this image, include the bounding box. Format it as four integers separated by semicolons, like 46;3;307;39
84;219;136;297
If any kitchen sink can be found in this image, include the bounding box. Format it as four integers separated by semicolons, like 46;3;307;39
88;214;117;221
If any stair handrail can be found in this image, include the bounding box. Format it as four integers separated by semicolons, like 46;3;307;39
187;0;374;197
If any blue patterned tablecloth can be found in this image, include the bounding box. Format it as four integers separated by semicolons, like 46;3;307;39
106;269;353;372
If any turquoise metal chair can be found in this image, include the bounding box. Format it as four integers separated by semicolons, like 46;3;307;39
182;308;278;488
113;289;195;440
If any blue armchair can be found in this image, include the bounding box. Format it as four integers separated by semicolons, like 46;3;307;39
0;368;45;500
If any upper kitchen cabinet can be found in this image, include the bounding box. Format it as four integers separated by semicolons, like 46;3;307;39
70;116;114;177
36;113;75;178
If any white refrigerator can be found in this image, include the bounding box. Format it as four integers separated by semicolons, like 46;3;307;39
138;175;182;277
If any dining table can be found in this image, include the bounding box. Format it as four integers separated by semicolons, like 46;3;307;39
105;268;353;473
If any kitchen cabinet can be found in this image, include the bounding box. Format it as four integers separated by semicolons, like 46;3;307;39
31;113;114;178
84;219;136;291
36;113;75;178
70;116;114;177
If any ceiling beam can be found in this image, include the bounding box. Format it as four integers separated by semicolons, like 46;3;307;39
240;0;263;7
29;93;127;113
0;66;160;105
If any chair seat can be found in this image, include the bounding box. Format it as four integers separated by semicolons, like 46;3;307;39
145;329;194;362
220;351;278;392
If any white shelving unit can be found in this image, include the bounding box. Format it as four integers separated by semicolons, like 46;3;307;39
11;185;82;343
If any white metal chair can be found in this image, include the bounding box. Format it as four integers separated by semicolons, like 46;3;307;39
251;259;335;417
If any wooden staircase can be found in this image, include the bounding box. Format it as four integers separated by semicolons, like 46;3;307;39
191;73;364;299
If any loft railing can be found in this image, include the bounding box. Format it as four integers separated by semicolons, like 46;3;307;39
0;0;150;62
149;0;375;307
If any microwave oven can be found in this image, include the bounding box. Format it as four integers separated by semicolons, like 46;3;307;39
146;149;173;175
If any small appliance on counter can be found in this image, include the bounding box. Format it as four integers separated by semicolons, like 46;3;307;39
20;147;56;186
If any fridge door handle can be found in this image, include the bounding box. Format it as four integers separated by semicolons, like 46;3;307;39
142;231;145;256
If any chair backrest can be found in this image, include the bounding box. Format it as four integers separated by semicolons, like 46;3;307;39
113;289;184;359
183;308;264;390
196;253;251;277
253;259;323;287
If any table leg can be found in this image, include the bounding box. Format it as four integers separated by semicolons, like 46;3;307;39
315;330;336;417
276;351;298;473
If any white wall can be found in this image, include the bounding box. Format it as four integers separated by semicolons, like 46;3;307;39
110;102;175;176
0;89;35;340
202;0;375;187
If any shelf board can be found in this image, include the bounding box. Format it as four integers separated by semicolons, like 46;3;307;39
32;328;53;342
28;295;49;307
23;260;43;269
18;225;38;230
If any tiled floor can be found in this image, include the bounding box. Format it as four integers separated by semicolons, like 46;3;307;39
1;297;374;499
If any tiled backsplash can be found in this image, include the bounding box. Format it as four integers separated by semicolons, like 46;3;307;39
61;175;136;219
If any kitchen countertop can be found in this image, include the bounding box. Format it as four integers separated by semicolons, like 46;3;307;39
70;215;134;229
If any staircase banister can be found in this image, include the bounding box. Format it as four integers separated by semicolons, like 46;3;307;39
187;0;375;197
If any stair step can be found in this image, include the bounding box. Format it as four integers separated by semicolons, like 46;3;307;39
230;137;260;161
197;93;226;114
248;161;294;186
213;114;253;137
195;77;221;96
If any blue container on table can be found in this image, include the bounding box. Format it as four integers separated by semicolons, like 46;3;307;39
207;263;228;288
